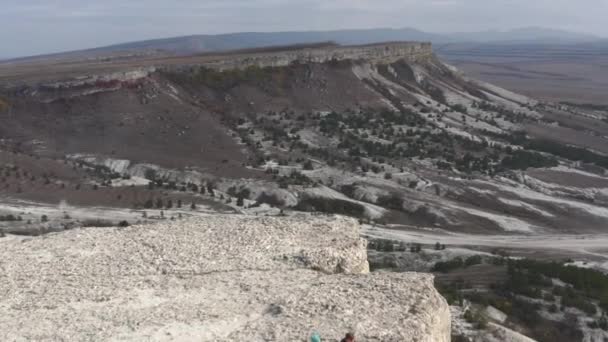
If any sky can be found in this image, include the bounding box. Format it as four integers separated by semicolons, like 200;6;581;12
2;0;607;58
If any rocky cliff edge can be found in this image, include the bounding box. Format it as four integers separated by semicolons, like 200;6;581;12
0;214;450;341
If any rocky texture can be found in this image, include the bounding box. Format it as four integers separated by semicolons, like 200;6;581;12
477;323;537;342
0;214;450;341
1;42;432;90
27;67;155;102
197;42;434;71
39;68;155;90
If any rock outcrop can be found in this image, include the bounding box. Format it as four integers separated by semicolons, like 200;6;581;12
14;42;433;103
0;214;450;341
199;42;434;71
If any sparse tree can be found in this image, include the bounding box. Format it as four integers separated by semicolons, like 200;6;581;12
302;160;314;170
144;169;157;181
410;244;422;253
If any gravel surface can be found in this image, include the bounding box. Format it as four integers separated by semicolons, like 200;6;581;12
0;214;449;341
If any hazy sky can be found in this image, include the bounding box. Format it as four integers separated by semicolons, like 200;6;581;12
2;0;606;58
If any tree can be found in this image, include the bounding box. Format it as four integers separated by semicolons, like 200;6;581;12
236;195;244;207
256;192;284;207
177;199;182;208
465;255;483;267
377;193;403;210
382;240;394;252
41;215;48;223
190;202;196;210
435;242;441;250
144;169;157;181
303;160;314;170
166;200;173;209
410;244;422;253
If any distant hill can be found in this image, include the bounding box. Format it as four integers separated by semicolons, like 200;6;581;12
101;28;446;53
3;26;602;64
0;28;445;64
445;27;600;44
436;40;608;61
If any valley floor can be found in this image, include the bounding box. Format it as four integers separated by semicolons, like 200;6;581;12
363;224;608;272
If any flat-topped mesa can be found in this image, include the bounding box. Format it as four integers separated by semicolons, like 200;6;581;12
200;41;434;71
0;42;435;89
4;42;435;102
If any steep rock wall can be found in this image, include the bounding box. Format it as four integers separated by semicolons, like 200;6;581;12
16;42;433;103
200;42;434;70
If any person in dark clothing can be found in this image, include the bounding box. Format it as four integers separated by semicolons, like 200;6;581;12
340;332;355;342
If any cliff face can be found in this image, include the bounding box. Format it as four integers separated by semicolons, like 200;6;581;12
200;42;434;70
0;214;450;341
11;42;434;102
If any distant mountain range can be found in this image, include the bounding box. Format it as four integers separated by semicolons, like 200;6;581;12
2;27;604;63
444;26;600;43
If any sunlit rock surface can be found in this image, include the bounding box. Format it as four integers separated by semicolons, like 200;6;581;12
0;214;450;341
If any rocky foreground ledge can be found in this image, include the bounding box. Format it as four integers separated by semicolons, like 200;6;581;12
0;214;450;341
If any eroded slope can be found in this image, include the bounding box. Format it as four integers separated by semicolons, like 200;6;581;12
1;42;608;235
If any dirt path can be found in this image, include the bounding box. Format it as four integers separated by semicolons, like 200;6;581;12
363;224;608;267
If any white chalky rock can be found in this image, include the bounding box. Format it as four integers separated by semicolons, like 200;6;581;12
0;214;450;341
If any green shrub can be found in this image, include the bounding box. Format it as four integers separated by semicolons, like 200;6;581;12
293;197;365;217
465;255;483;267
432;257;464;273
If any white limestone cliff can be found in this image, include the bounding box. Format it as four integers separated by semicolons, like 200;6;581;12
0;214;450;341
